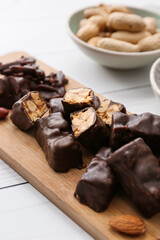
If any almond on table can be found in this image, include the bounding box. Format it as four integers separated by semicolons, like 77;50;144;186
109;215;145;235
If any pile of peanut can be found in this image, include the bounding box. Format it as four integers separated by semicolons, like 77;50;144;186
76;4;160;52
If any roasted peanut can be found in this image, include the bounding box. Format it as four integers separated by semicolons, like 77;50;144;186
108;12;145;32
84;7;108;18
143;17;157;34
88;15;107;31
111;30;151;44
87;36;102;46
97;38;140;52
98;3;109;13
77;22;99;42
79;19;88;28
107;5;132;14
0;107;9;119
138;33;160;51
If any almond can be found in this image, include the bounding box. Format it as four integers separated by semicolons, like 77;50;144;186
109;215;145;235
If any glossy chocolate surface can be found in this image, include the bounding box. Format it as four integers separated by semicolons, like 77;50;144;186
10;91;48;131
75;146;116;212
0;56;68;108
108;138;160;218
35;112;83;172
71;107;109;154
110;112;160;154
49;98;65;115
62;88;96;116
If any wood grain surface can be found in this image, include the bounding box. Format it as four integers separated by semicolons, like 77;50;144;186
0;52;159;240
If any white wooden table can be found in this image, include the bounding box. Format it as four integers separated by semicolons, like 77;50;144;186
0;0;160;239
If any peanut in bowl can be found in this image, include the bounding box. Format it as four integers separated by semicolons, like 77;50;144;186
67;4;160;69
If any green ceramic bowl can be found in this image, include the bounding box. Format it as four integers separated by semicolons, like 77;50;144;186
67;6;160;69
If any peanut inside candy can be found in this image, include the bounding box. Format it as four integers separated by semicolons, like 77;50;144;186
97;99;124;125
71;107;95;138
22;92;48;122
64;88;93;105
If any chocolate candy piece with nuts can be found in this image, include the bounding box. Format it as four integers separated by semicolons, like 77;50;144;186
0;55;68;108
5;64;45;80
108;138;160;218
49;98;65;115
97;99;126;126
10;91;49;131
71;107;109;154
0;56;36;74
35;112;83;172
0;76;30;108
62;87;96;116
110;112;160;154
75;146;116;212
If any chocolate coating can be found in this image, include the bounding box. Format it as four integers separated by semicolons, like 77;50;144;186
71;107;109;154
35;112;83;172
75;146;116;212
49;98;65;115
110;112;160;154
62;88;95;116
0;56;68;108
11;91;48;131
0;76;30;108
108;138;160;218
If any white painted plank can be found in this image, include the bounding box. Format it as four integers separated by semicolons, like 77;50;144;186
37;50;152;94
0;160;26;188
0;184;92;240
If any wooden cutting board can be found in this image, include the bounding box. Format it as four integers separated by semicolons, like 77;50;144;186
0;52;159;240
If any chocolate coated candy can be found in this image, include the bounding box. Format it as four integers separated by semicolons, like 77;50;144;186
0;56;36;73
75;146;116;212
97;99;126;126
49;98;65;115
108;138;160;218
71;107;109;154
11;91;49;131
62;87;95;116
0;76;30;108
35;112;83;172
110;112;160;154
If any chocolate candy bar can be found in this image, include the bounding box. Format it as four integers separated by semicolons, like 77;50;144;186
35;112;83;172
0;76;30;108
71;107;109;154
75;146;116;212
62;87;96;116
49;98;65;115
11;91;49;131
108;138;160;218
110;112;160;154
0;56;36;73
0;56;68;108
97;99;126;126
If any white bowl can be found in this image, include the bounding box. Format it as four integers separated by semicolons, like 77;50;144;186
67;6;160;69
150;57;160;98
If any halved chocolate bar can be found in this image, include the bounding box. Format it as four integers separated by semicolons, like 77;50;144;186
62;87;96;116
108;138;160;218
71;107;109;154
97;99;126;126
10;91;49;131
75;146;116;212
